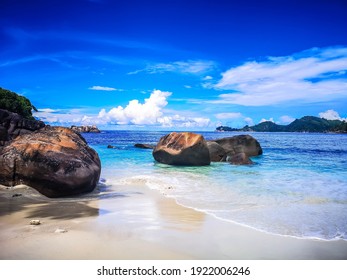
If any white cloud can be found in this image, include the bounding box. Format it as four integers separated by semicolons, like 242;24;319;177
33;108;86;124
279;115;295;124
96;89;171;125
244;117;254;126
34;90;212;129
260;118;274;123
184;85;192;89
129;60;216;75
319;109;346;121
279;116;295;124
94;89;211;128
157;115;210;128
89;86;119;91
203;75;213;80
215;112;254;127
213;46;347;106
215;112;243;119
38;108;58;113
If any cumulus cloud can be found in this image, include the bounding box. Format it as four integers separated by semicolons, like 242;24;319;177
89;86;119;91
94;89;211;127
279;115;295;124
34;90;212;128
213;46;347;106
260;117;275;123
158;115;210;128
96;89;171;125
129;60;216;75
319;109;346;121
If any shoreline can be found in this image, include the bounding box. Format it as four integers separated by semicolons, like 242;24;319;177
170;201;347;243
1;184;347;260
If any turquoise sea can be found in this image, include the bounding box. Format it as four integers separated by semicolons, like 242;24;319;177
83;131;347;241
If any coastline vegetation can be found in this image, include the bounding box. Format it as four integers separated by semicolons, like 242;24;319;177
0;87;37;120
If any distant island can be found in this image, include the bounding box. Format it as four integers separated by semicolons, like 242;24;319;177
216;116;347;133
70;125;100;133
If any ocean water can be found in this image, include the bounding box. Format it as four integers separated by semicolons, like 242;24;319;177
82;131;347;241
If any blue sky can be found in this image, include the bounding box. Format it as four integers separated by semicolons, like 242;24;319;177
1;0;347;130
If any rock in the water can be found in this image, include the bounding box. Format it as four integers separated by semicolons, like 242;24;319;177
206;135;262;165
71;125;100;133
226;152;254;165
214;135;262;157
30;220;41;225
0;126;101;198
107;144;116;149
153;132;210;166
134;143;155;149
206;141;226;162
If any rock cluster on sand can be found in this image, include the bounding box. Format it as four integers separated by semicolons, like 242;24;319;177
0;110;101;198
70;125;100;133
152;132;262;166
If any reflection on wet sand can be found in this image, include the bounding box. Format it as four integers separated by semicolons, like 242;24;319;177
156;196;205;231
24;201;102;220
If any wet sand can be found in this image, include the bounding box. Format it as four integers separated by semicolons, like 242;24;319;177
1;184;347;260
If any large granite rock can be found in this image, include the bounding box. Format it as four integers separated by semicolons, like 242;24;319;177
206;141;226;162
0;109;45;145
207;135;262;165
153;132;210;166
213;135;262;157
0;126;101;198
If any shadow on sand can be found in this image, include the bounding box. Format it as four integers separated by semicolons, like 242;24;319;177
0;182;129;220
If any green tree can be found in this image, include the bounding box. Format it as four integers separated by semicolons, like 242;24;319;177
0;87;37;119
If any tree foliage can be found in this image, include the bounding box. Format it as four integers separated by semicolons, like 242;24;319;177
0;87;37;119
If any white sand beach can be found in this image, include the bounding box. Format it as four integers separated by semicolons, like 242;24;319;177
1;184;347;260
